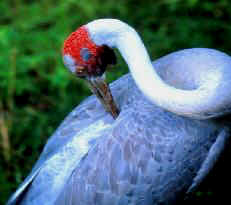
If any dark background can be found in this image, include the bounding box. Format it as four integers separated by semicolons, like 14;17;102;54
1;0;231;204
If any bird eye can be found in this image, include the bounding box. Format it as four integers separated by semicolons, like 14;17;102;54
80;48;92;61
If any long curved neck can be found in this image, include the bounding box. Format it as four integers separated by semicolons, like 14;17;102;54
86;19;221;119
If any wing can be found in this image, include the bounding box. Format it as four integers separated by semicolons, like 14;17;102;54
54;94;229;205
186;127;230;194
6;74;131;205
6;95;110;205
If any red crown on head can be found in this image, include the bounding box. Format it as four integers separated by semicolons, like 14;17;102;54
63;26;102;66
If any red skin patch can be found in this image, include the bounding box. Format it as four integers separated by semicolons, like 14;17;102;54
63;26;103;68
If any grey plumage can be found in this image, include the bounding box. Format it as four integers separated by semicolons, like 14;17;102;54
7;48;231;205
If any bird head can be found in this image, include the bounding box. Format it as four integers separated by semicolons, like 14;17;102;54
62;25;119;119
63;26;116;78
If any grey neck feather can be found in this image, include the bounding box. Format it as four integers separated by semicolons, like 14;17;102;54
86;19;231;119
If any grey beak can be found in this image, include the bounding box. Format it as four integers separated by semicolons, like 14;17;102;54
85;75;119;119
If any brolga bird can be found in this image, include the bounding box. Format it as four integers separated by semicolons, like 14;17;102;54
7;19;231;205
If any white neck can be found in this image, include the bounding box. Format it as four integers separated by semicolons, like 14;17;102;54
86;19;224;119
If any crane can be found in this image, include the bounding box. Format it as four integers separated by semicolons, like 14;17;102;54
7;19;231;205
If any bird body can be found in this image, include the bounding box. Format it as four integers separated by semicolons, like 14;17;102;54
7;19;231;205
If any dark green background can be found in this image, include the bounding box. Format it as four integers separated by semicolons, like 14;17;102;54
1;0;231;204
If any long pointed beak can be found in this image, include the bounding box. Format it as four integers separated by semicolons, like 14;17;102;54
85;75;119;119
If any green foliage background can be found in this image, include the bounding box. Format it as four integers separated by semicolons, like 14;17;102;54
1;0;231;204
